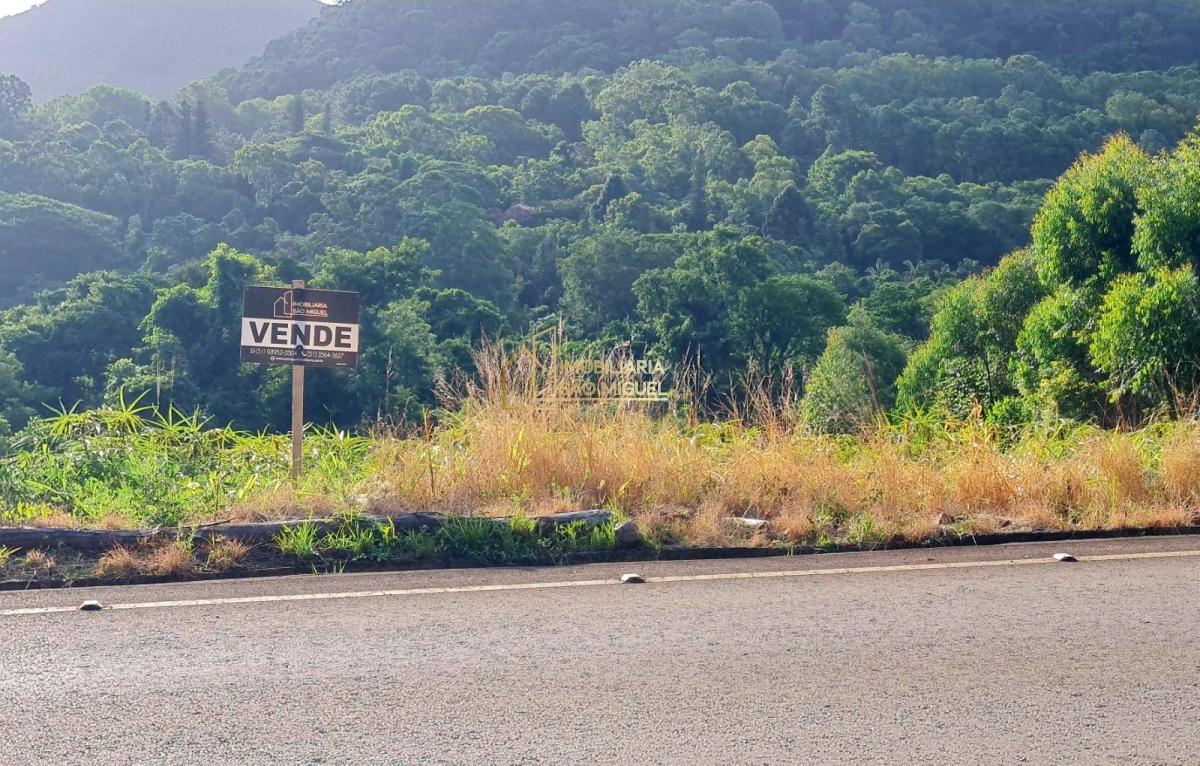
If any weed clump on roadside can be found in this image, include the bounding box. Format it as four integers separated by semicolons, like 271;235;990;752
204;537;250;572
143;539;197;576
22;550;55;573
273;521;322;559
94;547;141;579
90;537;199;580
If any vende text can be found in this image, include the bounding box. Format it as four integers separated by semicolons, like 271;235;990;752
241;319;359;351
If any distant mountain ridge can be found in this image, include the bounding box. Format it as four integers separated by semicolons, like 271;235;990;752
0;0;322;100
219;0;1200;103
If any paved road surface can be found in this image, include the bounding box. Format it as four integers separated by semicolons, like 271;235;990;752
3;536;1200;765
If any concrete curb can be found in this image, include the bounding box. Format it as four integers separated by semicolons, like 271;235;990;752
0;509;614;553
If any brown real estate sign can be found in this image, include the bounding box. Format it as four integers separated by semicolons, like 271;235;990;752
240;285;360;369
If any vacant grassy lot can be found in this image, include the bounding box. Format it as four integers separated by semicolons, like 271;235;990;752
3;382;1199;552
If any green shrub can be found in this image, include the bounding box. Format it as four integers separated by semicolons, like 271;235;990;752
802;322;907;434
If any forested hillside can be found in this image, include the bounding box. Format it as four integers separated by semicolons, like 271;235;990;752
225;0;1200;98
0;0;320;100
1;0;1199;434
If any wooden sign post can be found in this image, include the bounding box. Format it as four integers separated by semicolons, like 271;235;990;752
289;279;306;481
240;281;361;481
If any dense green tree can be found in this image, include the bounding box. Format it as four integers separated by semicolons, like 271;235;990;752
173;99;194;159
300;298;442;425
136;245;277;424
144;100;177;148
762;183;812;243
560;227;683;334
422;203;519;308
896;251;1045;417
290;92;306;134
732;275;846;374
311;240;429;308
416;287;506;371
685;151;709;232
849;277;932;340
903;129;1200;423
0;194;128;303
589;173;629;221
418;288;505;343
191;100;214;160
1030;135;1151;287
0;347;46;433
1132;134;1200;271
800;321;908;434
1012;286;1103;420
1090;265;1200;407
3;271;163;408
0;73;31;139
635;228;775;376
462;105;559;163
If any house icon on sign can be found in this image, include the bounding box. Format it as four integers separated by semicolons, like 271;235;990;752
274;291;294;318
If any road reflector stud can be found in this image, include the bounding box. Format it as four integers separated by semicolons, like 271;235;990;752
620;573;646;584
79;601;103;611
1053;553;1077;562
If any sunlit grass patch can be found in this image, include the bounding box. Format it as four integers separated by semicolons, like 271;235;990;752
94;546;141;579
0;394;370;529
142;539;197;577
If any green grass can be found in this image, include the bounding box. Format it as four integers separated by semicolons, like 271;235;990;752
320;525;380;558
395;529;444;561
273;521;321;559
268;515;620;567
0;396;369;528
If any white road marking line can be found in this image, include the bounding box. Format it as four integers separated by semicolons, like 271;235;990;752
3;548;1199;618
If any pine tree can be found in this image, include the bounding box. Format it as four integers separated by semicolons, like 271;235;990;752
192;100;213;159
290;93;306;134
146;101;176;148
589;173;628;221
686;150;709;231
763;183;813;243
0;73;31;139
173;100;193;159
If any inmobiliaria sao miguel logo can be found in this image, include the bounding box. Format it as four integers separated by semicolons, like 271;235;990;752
502;321;672;406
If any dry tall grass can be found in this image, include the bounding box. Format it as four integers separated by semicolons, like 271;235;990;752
353;349;1200;548
93;540;197;578
22;550;55;573
204;537;250;572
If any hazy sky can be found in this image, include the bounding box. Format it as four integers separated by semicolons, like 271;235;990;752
0;0;42;18
0;0;337;19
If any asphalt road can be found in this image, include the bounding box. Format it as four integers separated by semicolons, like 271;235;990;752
3;536;1199;765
